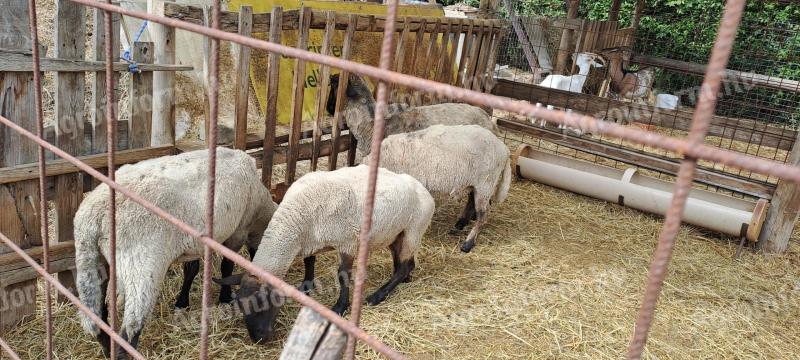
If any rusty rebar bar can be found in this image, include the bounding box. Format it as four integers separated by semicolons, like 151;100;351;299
0;231;145;360
0;336;22;360
0;113;406;360
626;1;746;358
345;0;399;358
58;0;800;185
103;1;120;358
199;0;221;358
25;1;52;359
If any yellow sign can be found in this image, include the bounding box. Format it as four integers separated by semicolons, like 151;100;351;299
228;0;445;125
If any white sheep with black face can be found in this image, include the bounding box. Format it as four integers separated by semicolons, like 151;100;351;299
363;124;511;253
74;148;277;359
326;73;498;155
214;164;435;344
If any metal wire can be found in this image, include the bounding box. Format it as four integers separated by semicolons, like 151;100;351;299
0;113;406;360
25;1;52;359
0;336;22;360
626;0;746;358
58;0;800;185
0;231;146;360
345;0;399;358
200;0;221;357
3;1;795;359
103;0;120;358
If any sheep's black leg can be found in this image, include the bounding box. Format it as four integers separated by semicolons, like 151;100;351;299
116;329;142;360
461;208;487;253
299;256;316;294
366;235;415;305
248;247;258;260
174;260;199;309
218;257;235;304
98;265;111;358
449;190;476;234
331;253;353;315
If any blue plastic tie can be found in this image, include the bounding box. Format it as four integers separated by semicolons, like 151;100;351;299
122;20;149;73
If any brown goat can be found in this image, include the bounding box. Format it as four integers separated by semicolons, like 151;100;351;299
601;47;655;104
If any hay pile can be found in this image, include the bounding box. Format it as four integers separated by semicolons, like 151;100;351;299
5;157;800;358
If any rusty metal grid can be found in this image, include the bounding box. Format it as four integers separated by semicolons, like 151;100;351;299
0;0;789;359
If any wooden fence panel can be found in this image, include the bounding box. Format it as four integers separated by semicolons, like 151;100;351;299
53;0;87;300
233;6;253;150
0;0;40;333
262;6;283;189
328;14;357;171
129;42;154;149
285;7;312;185
311;11;336;171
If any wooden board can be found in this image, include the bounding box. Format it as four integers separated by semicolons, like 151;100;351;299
149;0;177;146
90;9;121;155
310;12;335;172
328;14;357;171
0;51;192;72
54;0;87;300
161;4;506;33
129;42;154;149
261;6;283;188
496;119;775;199
0;242;76;288
0;146;175;185
491;78;797;151
285;7;312;185
233;6;253;150
279;307;346;360
758;130;800;253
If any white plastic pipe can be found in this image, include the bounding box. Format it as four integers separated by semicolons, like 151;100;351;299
512;145;769;241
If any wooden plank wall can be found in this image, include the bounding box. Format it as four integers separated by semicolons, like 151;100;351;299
0;0;187;332
53;0;86;300
0;0;40;334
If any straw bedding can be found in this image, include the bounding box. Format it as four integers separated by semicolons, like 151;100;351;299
5;152;800;359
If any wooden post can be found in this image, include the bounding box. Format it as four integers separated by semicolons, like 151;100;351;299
149;0;176;146
54;0;87;301
91;8;120;154
555;0;580;74
232;6;253;150
477;0;499;19
631;0;645;32
328;14;357;171
758;134;800;253
129;42;154;149
0;0;40;333
608;0;622;22
311;11;335;171
455;20;473;88
279;307;347;360
285;7;311;185
262;6;282;189
502;0;541;80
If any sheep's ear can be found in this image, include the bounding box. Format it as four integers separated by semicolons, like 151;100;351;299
213;273;245;286
345;80;358;98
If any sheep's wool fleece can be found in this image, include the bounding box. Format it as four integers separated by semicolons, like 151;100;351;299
366;124;511;204
252;164;435;279
74;148;275;336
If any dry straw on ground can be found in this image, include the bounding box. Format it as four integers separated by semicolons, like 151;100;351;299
5;155;800;359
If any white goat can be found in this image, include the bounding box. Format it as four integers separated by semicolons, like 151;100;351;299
363;124;511;253
74;148;277;358
534;52;604;135
327;73;498;155
539;52;605;92
214;164;435;344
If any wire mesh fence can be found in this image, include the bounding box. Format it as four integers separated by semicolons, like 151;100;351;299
0;0;796;359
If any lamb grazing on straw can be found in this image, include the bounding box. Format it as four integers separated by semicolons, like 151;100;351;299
363;124;511;253
213;164;435;344
326;73;498;155
74;148;277;359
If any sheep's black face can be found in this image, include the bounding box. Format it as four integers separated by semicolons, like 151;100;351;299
214;274;283;344
326;74;341;116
